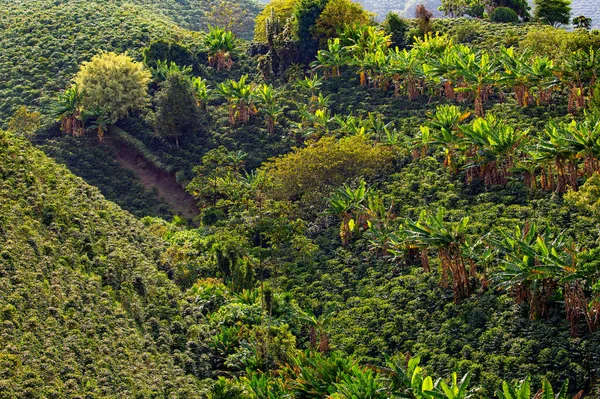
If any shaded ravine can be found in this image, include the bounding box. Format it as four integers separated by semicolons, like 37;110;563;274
103;136;199;221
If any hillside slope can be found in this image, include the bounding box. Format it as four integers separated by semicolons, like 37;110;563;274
0;0;261;124
0;130;204;397
129;0;262;36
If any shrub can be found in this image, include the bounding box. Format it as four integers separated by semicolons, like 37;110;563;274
489;7;519;23
262;135;393;205
520;27;600;60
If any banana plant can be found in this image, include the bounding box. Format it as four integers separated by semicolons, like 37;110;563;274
243;371;286;399
257;83;282;134
377;355;441;399
297;309;333;353
561;48;598;113
426;372;472;399
412;32;455;57
191;76;211;110
297;106;335;140
489;223;577;320
217;75;257;124
204;26;236;71
402;207;473;302
54;84;85;137
454;48;500;117
388;47;425;100
459;114;528;186
534;379;583;399
151;60;192;81
87;108;112;142
363;191;396;256
280;351;358;398
496;376;531;399
529;56;558;105
334;114;369;137
498;47;534;107
351;50;379;87
341;24;391;57
312;37;349;78
567;113;600;177
532;121;583;192
424;44;462;101
328;180;370;245
415;105;470;167
296;75;323;102
330;368;389;399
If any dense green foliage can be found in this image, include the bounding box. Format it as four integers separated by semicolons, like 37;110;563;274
4;0;600;397
154;70;202;147
534;0;572;27
490;7;520;23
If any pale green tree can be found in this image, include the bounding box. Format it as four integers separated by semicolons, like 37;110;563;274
74;52;151;123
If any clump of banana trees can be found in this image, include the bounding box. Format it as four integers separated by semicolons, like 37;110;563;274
54;85;85;137
310;28;599;117
533;114;600;192
415;104;470;168
564;279;600;337
204;26;236;71
417;105;529;187
311;38;347;78
418;105;600;192
460;114;528;186
217;75;257;124
490;223;578;320
399;207;474;303
562;48;599;114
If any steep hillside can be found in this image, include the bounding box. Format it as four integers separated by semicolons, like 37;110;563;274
0;130;203;397
129;0;262;36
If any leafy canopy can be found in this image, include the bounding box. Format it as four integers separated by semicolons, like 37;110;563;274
73;52;151;123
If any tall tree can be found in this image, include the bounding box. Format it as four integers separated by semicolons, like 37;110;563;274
295;0;328;62
154;70;201;148
534;0;571;27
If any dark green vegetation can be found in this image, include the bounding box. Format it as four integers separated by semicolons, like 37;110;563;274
3;0;600;397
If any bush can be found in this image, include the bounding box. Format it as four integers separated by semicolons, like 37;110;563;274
452;20;483;43
489;7;519;23
520;27;600;60
262;135;394;206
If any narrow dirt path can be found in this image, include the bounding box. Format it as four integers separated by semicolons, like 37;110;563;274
103;137;199;221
